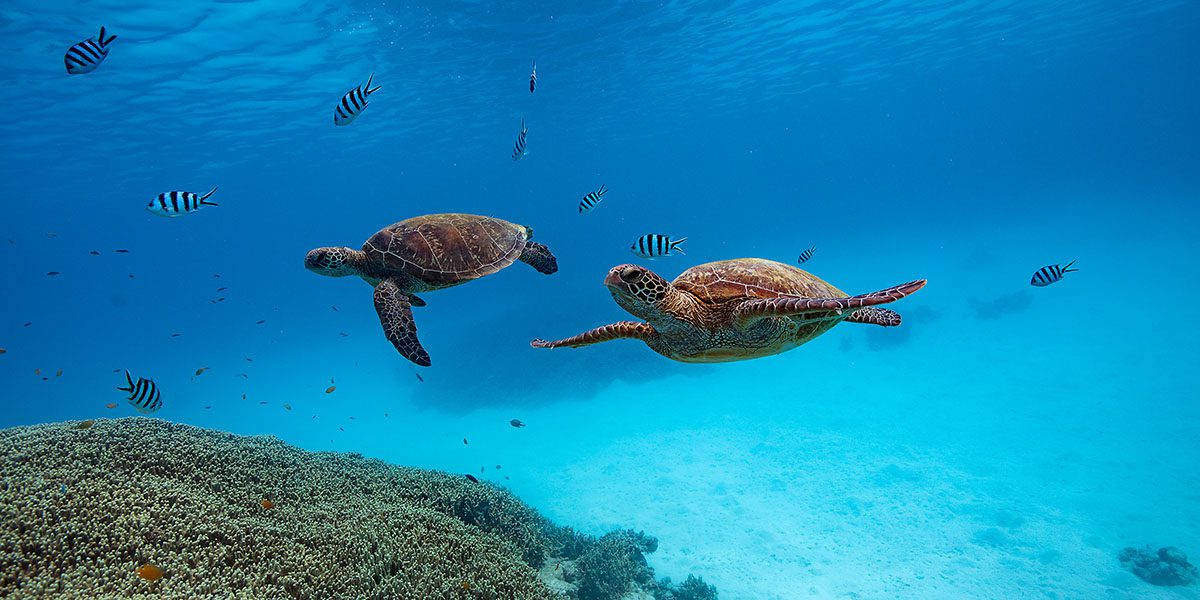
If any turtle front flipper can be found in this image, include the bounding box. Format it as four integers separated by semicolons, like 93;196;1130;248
735;279;926;324
532;321;655;349
845;307;902;327
373;278;431;366
519;241;558;274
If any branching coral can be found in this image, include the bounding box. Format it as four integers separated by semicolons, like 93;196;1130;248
0;418;717;600
0;418;562;599
575;530;658;600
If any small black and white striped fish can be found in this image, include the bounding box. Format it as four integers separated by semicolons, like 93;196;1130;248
529;60;537;93
512;118;528;161
797;246;816;264
117;371;162;414
631;234;687;258
1030;260;1078;287
65;26;117;75
147;188;219;217
579;185;607;214
334;73;381;126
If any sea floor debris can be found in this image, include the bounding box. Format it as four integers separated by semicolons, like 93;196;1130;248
1119;546;1198;587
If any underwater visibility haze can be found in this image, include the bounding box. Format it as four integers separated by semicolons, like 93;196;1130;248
1;0;1199;598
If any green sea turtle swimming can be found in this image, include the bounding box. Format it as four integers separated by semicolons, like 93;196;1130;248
306;213;557;366
532;258;925;362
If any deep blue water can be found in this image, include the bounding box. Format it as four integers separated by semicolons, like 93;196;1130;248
2;1;1199;598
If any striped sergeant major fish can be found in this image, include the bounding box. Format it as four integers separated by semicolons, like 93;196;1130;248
118;371;162;414
512;118;528;161
65;26;117;75
1030;260;1077;287
334;73;381;126
147;188;218;217
579;185;607;214
529;60;537;93
631;234;687;258
797;246;815;264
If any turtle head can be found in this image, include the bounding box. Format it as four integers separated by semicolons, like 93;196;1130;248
605;264;672;319
305;247;362;278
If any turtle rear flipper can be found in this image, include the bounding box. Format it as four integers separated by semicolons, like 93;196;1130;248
735;280;926;324
519;241;558;274
846;307;902;327
374;278;431;366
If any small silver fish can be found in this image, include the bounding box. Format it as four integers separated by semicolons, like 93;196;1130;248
797;246;815;264
117;371;162;414
579;185;607;214
334;73;381;126
631;234;686;258
65;27;116;75
1030;261;1077;287
512;118;528;161
148;188;218;217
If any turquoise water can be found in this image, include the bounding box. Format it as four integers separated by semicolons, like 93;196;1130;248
2;1;1199;598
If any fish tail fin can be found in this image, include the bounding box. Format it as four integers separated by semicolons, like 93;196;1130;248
199;187;218;204
117;370;134;392
599;184;606;195
365;72;380;94
671;237;688;255
99;26;116;46
1062;259;1078;273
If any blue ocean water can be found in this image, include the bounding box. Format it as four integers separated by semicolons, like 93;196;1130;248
2;1;1199;597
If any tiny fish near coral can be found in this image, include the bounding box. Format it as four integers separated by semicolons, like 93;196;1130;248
261;499;275;510
136;563;164;582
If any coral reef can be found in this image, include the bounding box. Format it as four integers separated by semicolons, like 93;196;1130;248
0;418;716;599
658;575;718;600
575;530;658;600
1119;546;1198;587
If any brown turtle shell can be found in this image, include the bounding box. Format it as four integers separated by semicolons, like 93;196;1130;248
362;213;529;286
672;258;848;304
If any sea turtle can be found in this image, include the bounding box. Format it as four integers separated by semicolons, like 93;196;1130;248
305;213;557;366
532;258;925;363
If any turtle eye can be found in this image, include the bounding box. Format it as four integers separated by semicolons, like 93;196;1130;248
620;266;643;283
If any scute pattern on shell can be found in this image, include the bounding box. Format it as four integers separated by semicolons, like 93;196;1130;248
672;258;847;303
364;214;528;286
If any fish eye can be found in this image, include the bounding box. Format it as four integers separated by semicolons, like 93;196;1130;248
620;266;642;282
